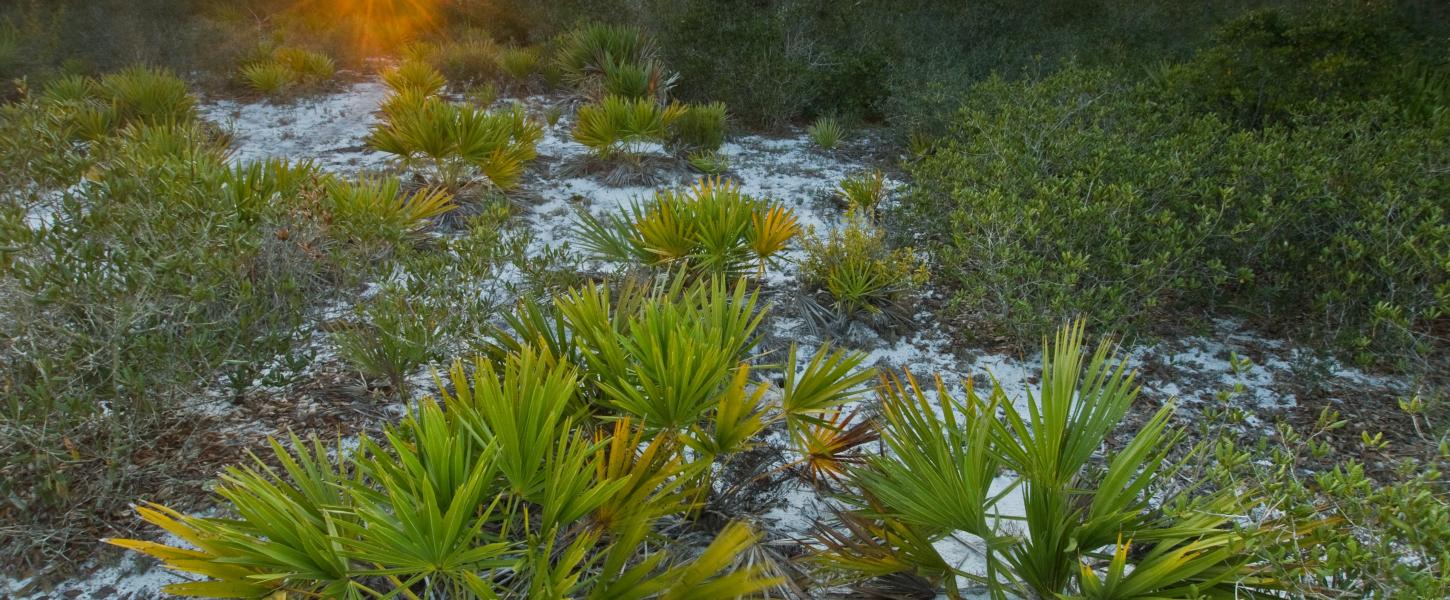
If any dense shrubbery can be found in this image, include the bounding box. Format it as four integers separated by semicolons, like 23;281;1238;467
1172;0;1439;127
900;65;1448;363
0;68;480;571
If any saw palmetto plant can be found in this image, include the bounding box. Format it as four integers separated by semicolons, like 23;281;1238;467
807;115;845;150
572;94;685;164
323;175;457;243
382;59;448;97
274;47;336;83
500;46;541;82
837;169;888;219
110;336;789;598
669;101;728;151
97;65;197;126
554;23;660;90
239;60;296;96
575;177;801;278
820;321;1302;599
367;96;543;191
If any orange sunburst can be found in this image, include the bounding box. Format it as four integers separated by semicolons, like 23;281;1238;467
288;0;444;56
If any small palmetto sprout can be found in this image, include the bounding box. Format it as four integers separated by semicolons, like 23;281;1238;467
794;407;879;485
501;46;542;81
687;149;730;175
575;177;793;278
669;101;728;151
437;350;580;501
807;115;845;150
240;60;297;96
382;59;447;96
346;399;514;597
747;203;800;275
686;363;770;459
780;342;875;431
837;169;888;218
591;419;692;532
97;65;196;125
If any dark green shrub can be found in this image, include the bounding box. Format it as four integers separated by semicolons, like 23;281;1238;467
901;66;1449;363
1174;0;1422;126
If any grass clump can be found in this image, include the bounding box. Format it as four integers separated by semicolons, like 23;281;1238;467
576;177;800;278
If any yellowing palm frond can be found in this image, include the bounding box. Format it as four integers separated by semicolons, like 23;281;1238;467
748;203;800;271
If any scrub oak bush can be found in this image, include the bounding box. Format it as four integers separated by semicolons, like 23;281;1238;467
899;66;1449;364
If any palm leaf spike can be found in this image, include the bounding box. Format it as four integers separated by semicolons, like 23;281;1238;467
748;202;800;277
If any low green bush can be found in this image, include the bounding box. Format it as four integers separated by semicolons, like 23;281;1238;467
900;66;1449;363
